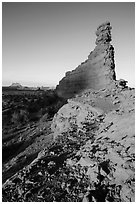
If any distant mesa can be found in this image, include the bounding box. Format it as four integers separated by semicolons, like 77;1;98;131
10;83;22;88
56;21;116;99
4;83;55;91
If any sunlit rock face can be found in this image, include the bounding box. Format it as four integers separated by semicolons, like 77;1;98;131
56;21;116;99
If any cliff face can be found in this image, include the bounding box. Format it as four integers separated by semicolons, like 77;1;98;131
56;21;116;99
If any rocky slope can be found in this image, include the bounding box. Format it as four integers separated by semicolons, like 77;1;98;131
2;22;135;202
56;21;116;99
2;85;135;202
52;84;135;202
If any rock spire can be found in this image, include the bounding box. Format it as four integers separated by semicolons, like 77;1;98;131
95;21;112;45
56;21;116;99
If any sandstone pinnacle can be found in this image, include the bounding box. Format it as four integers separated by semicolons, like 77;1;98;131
56;22;116;99
95;21;112;45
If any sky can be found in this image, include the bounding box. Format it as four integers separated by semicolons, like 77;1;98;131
2;2;135;87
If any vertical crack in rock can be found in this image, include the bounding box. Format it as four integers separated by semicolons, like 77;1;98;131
56;21;116;99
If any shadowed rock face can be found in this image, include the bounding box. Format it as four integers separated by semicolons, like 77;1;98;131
56;21;116;99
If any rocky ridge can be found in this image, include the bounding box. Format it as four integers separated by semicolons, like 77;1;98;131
2;22;135;202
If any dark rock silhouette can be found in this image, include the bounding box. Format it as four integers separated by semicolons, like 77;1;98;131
56;21;116;99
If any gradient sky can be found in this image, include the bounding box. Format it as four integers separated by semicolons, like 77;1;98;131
2;2;135;87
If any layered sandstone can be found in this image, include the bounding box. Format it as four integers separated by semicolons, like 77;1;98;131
56;21;116;99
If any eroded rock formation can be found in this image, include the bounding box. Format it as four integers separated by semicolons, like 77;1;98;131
2;21;135;202
56;21;116;99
